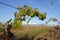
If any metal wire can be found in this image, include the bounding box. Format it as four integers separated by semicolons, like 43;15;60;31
0;2;17;9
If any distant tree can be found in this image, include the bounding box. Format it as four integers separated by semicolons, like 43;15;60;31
0;22;5;32
0;22;3;29
12;5;46;29
0;22;2;27
46;17;58;24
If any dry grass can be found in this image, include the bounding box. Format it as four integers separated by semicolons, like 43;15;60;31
0;25;54;40
10;26;54;39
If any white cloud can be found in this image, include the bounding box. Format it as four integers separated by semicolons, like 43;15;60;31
28;22;38;24
22;21;27;24
22;21;38;24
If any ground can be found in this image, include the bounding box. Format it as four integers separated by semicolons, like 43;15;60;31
0;26;57;40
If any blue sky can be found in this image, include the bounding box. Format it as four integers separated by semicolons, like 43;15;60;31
0;0;60;25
